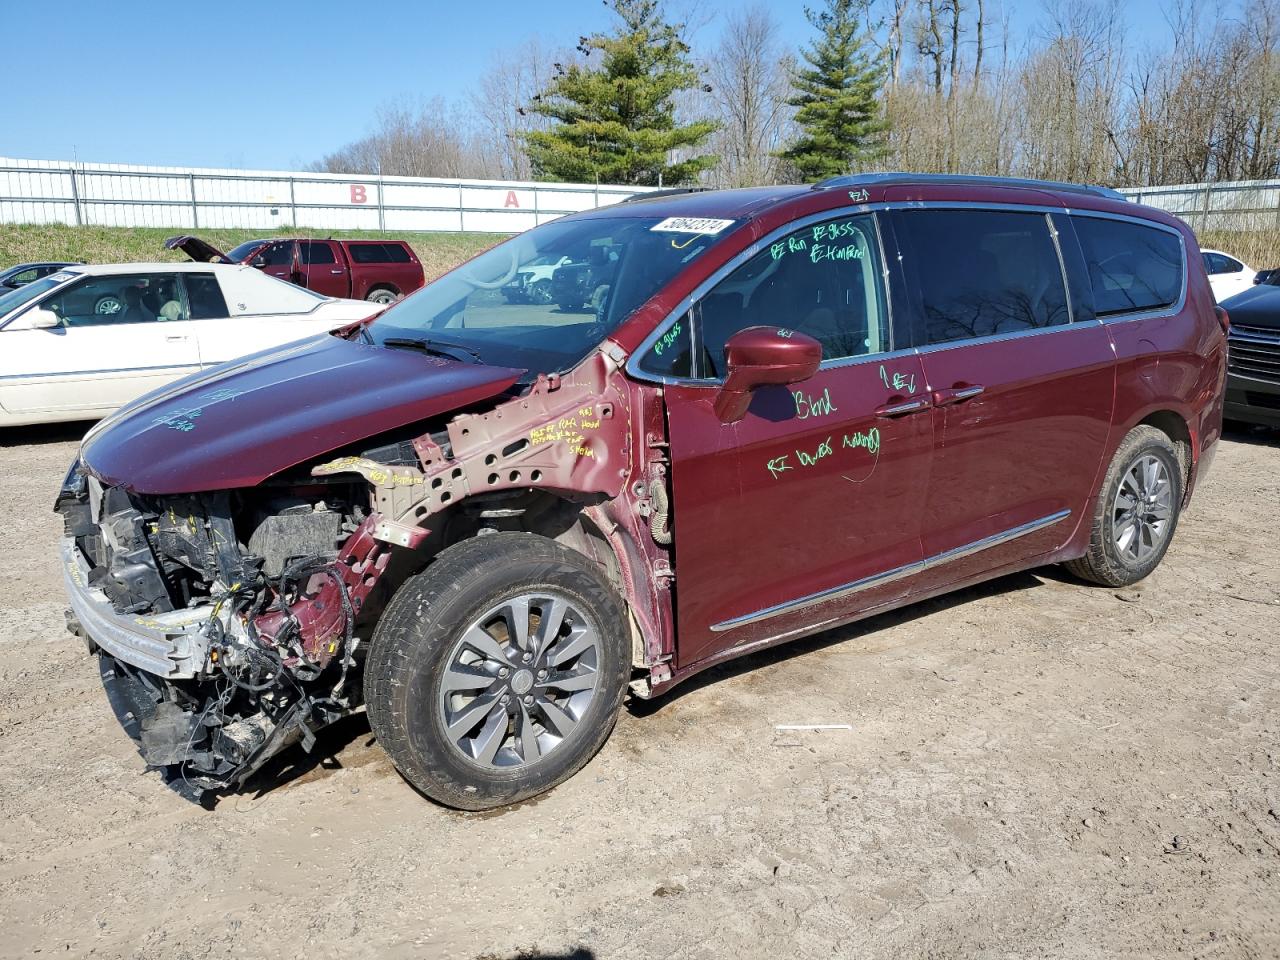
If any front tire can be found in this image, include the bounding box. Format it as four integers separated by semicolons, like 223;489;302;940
365;533;630;810
1065;425;1184;587
366;287;399;305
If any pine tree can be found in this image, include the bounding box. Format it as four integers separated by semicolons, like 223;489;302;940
780;0;888;182
525;0;718;185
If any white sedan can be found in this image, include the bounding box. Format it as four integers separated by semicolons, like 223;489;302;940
0;262;380;426
1201;249;1256;302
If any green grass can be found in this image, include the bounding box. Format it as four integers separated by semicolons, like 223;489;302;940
0;224;506;282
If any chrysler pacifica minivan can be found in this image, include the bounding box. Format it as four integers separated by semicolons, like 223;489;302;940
57;174;1226;808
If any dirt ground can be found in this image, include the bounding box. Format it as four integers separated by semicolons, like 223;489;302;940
1;423;1277;960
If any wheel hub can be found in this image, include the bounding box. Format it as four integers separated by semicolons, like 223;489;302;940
510;669;534;695
437;593;601;769
1111;454;1174;565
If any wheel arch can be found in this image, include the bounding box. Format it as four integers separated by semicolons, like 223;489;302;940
1136;408;1194;497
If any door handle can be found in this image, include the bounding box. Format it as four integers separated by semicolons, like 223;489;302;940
330;269;344;275
875;397;931;418
932;384;985;406
165;335;188;342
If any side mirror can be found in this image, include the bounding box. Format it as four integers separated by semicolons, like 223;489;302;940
28;309;62;330
714;326;822;424
252;257;268;268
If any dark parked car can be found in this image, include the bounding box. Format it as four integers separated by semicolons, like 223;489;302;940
1253;268;1279;286
60;174;1225;809
0;262;78;289
165;235;425;304
1220;282;1280;426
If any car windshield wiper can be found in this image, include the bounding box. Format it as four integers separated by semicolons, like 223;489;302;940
382;336;484;364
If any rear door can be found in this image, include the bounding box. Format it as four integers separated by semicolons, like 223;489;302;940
299;240;349;297
0;273;200;416
891;207;1114;587
642;211;933;669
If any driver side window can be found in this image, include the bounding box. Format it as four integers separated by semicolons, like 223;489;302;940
44;274;188;327
641;214;891;380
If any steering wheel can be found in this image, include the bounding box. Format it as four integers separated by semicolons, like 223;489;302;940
459;246;520;290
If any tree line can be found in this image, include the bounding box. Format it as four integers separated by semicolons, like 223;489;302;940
309;0;1280;189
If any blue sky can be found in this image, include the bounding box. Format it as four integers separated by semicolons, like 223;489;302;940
5;0;1178;171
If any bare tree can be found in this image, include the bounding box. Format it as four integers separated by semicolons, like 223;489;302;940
470;39;561;181
703;5;795;186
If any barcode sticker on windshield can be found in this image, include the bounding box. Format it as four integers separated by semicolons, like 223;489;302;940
650;217;735;235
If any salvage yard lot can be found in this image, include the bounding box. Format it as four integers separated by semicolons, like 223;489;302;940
1;424;1278;959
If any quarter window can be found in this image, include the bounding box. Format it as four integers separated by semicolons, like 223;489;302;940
348;243;389;263
897;209;1070;345
184;273;230;319
1073;216;1183;317
643;213;890;379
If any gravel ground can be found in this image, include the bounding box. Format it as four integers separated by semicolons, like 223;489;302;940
1;422;1277;960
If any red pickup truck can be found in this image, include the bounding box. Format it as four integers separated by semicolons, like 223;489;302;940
165;236;425;304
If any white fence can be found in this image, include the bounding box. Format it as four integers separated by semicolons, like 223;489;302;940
1120;179;1280;232
5;155;1279;236
0;156;653;234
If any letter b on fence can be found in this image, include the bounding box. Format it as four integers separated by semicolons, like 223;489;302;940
350;184;368;204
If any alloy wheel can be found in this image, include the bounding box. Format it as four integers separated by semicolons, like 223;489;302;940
1111;453;1174;564
437;592;601;769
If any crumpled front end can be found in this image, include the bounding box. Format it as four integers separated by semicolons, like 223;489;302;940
56;461;380;799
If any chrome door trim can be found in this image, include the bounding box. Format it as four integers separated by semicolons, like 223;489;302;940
709;508;1072;633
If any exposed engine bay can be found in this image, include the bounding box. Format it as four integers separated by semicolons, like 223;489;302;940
59;470;383;798
57;350;676;800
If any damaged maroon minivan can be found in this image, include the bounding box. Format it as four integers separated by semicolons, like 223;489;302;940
58;175;1226;809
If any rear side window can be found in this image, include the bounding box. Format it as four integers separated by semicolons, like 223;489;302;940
300;241;336;265
897;209;1070;345
348;243;387;263
384;243;411;263
1073;216;1183;317
185;273;229;319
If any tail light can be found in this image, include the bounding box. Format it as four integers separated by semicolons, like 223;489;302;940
1214;305;1230;334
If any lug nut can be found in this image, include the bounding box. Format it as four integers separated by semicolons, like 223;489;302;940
537;669;547;680
523;694;533;705
499;667;510;678
522;653;532;663
501;694;510;704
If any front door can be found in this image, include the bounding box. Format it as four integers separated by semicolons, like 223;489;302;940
0;273;201;416
652;212;934;669
892;207;1115;585
257;241;298;285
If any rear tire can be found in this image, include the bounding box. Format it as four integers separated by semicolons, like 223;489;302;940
1065;425;1184;587
366;287;399;305
365;532;629;810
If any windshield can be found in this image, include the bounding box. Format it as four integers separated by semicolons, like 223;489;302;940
0;272;76;322
368;215;733;375
226;240;268;263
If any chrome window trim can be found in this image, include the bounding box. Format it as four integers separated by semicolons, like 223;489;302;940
710;508;1071;633
1045;212;1075;325
624;199;1189;386
914;316;1106;356
627;204;893;386
1065;209;1189;326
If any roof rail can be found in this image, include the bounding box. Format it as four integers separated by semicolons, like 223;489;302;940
813;172;1128;202
619;187;711;203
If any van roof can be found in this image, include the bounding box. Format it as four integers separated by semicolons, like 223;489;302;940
584;173;1137;224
